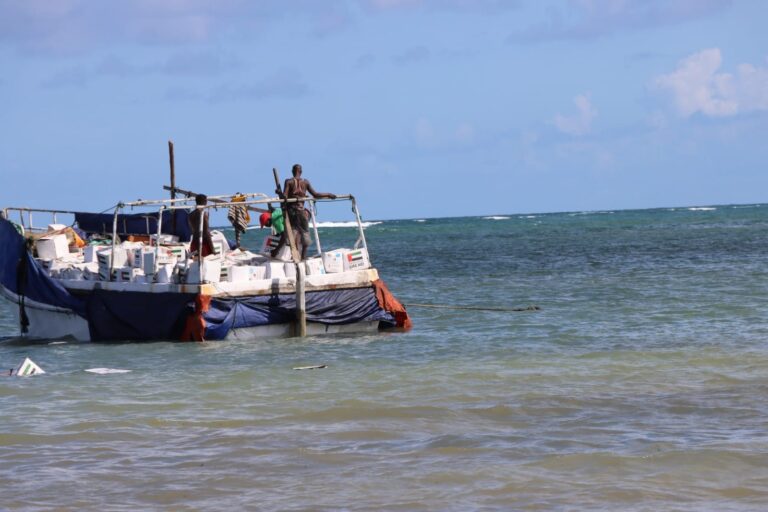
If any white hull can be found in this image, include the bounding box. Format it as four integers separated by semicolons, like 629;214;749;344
0;286;91;341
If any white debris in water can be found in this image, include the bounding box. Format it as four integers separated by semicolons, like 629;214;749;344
14;357;45;376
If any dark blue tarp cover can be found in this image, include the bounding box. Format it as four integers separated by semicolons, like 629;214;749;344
75;209;192;241
204;287;395;340
86;289;196;341
0;217;87;317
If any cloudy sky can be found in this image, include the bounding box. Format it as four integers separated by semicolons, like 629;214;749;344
1;0;766;219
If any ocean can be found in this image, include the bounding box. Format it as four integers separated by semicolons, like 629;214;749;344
2;205;768;511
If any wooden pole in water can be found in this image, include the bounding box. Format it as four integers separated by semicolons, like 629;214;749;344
168;140;176;235
273;168;306;337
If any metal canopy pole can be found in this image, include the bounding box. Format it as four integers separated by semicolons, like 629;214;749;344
109;203;122;281
350;196;368;252
309;200;322;257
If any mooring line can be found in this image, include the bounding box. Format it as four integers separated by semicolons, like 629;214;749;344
404;303;540;312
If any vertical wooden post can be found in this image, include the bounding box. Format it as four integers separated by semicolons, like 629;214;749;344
273;168;306;337
296;263;307;337
168;140;176;235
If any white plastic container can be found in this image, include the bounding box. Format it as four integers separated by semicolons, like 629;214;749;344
344;248;370;271
141;250;156;276
118;267;138;282
211;231;228;255
265;261;286;279
47;223;67;232
229;265;251;282
305;257;326;276
186;257;222;284
84;245;108;263
156;263;175;284
323;249;347;273
97;248;128;281
165;244;186;261
36;235;69;260
151;234;179;244
249;265;267;280
97;248;128;268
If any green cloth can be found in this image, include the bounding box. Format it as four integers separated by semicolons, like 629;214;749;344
272;208;285;234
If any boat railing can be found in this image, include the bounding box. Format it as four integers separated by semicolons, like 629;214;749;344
4;194;370;283
111;194;369;282
1;207;94;234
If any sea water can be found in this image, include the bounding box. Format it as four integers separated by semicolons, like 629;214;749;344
1;205;768;510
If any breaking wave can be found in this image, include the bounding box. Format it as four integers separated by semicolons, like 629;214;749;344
314;221;383;228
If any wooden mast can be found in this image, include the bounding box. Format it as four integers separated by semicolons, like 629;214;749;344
168;140;176;234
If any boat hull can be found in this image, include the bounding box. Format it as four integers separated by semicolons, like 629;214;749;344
1;283;389;342
1;286;91;341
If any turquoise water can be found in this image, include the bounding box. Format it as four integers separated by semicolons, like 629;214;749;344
2;205;768;510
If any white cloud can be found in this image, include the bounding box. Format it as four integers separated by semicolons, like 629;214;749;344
554;94;597;136
654;48;768;118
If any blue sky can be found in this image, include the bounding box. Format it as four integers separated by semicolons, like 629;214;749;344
1;0;767;220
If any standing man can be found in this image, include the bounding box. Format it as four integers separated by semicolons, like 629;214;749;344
188;194;215;258
280;164;336;260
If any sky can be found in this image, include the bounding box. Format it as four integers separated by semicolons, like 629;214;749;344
1;0;767;221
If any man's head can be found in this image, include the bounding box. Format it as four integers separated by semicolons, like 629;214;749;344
291;164;302;177
195;194;207;206
259;212;272;228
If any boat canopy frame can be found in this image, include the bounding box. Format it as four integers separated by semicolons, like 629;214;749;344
2;192;370;282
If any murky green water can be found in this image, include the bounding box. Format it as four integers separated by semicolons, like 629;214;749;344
2;205;768;510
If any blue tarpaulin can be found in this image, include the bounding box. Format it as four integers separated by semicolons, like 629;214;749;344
204;287;395;340
0;217;87;317
75;209;192;241
86;289;196;341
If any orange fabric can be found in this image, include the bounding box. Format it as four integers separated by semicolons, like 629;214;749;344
372;279;412;330
181;294;212;341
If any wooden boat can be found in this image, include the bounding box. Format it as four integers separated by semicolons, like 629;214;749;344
0;191;411;342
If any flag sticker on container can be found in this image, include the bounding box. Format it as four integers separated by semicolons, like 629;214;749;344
15;357;45;376
344;248;370;271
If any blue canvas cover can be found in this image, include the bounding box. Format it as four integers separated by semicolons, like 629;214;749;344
0;217;86;317
86;289;196;341
204;287;396;340
75;209;192;241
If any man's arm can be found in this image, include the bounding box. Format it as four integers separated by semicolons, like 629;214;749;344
305;180;337;200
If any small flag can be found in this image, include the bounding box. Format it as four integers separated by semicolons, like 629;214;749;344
15;357;45;377
347;250;364;262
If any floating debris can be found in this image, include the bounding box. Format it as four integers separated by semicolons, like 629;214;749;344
85;368;132;374
14;357;45;377
293;365;327;370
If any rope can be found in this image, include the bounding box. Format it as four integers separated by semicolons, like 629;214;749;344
404;303;540;312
